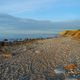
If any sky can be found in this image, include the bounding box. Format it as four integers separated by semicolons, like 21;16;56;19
0;0;80;21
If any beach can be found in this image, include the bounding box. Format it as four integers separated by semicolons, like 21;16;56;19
0;37;80;80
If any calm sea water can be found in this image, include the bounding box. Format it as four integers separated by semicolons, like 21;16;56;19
0;34;58;41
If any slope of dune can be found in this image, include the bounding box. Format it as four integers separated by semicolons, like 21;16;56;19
59;30;80;39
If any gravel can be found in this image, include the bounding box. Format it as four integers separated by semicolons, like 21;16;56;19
0;37;80;80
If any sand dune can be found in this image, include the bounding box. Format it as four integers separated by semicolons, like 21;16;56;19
59;30;80;39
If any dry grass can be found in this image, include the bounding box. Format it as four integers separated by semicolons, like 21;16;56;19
59;30;80;39
2;54;12;59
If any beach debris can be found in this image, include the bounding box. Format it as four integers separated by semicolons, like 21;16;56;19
54;64;80;79
64;64;80;79
2;53;12;59
54;67;65;74
35;50;40;54
64;64;77;70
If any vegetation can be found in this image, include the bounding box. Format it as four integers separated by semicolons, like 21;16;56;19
59;30;80;39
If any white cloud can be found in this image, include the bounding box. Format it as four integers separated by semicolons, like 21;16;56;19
0;0;79;14
0;0;56;14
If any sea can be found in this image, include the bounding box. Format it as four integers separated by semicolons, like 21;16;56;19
0;34;58;41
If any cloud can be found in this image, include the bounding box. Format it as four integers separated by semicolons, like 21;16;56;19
0;0;79;14
0;0;79;21
0;0;56;14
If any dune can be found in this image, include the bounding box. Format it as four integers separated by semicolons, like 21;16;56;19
59;30;80;39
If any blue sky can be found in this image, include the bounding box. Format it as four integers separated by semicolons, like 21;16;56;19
0;0;80;21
